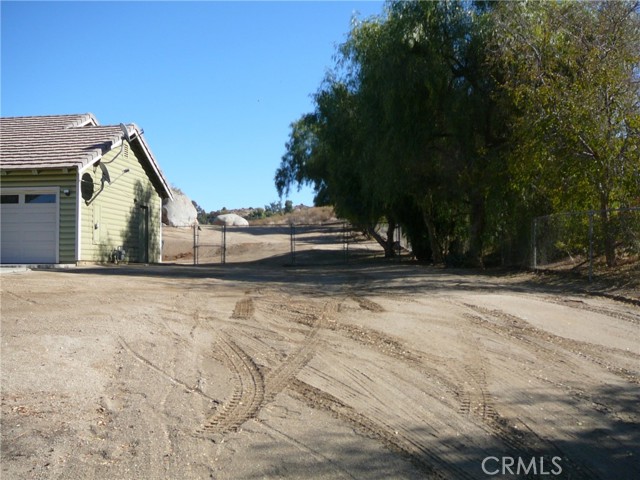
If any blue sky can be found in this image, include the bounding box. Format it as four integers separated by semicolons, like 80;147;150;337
1;1;384;211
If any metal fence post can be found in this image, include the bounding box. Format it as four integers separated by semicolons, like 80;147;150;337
343;222;348;264
588;211;594;282
193;223;199;265
532;217;537;270
290;223;296;265
221;225;227;264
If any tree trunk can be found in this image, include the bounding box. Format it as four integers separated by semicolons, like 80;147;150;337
422;212;444;264
366;221;396;258
384;219;397;258
468;194;486;268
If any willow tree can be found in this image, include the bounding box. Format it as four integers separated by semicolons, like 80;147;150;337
275;81;397;253
338;0;512;264
277;0;515;263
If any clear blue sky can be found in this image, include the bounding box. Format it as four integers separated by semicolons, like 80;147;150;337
1;1;384;212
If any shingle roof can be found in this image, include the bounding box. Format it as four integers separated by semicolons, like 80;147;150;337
0;113;172;199
1;113;125;170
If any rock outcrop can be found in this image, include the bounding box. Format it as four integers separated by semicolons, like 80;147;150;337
162;190;198;227
213;213;249;226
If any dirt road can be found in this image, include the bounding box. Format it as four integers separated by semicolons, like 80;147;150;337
1;262;639;479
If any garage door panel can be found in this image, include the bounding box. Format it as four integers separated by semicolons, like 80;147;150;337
1;247;54;264
0;230;23;243
10;223;56;234
0;192;58;263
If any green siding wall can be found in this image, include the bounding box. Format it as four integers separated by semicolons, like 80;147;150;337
80;140;163;263
0;170;77;263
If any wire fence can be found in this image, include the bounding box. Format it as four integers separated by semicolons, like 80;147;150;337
192;222;396;266
532;207;640;281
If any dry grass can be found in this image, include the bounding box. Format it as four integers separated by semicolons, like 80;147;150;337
249;206;338;225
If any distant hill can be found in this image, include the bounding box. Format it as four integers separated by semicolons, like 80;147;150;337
249;206;337;225
194;202;338;226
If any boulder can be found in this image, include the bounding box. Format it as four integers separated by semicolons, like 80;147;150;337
162;190;198;227
213;213;249;226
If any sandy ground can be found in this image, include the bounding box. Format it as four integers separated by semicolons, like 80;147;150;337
2;229;639;479
162;225;385;266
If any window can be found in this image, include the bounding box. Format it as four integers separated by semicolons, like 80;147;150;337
1;194;19;204
25;194;56;204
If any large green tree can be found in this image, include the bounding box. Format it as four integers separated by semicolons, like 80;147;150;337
277;1;513;263
276;0;639;267
491;0;640;266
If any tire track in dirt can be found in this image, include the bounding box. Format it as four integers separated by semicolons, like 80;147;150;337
544;295;640;325
263;290;470;470
266;293;475;479
3;290;39;305
327;320;461;397
457;363;498;422
287;378;472;480
262;301;335;403
231;298;255;320
458;301;640;433
259;296;320;327
349;295;385;312
200;332;265;435
452;305;608;479
200;298;335;436
460;303;639;385
267;292;459;397
453;329;578;474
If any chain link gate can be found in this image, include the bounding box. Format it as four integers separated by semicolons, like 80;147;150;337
532;207;640;281
193;222;387;265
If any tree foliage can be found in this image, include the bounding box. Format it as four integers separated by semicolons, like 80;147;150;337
275;0;640;266
490;0;640;265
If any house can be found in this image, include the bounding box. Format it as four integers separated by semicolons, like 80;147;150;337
0;113;173;264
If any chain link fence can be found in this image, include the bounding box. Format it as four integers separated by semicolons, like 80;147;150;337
192;222;389;266
532;207;640;280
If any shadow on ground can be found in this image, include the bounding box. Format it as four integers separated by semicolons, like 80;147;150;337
56;251;639;304
211;382;639;480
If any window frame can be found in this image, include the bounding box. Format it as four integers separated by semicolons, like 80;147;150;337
0;194;20;204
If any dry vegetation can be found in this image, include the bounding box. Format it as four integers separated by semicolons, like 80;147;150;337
248;206;338;225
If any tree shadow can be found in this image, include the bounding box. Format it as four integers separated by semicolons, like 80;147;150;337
233;382;639;479
120;181;159;263
49;260;601;294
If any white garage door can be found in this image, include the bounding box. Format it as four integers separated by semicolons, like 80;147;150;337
1;190;58;264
